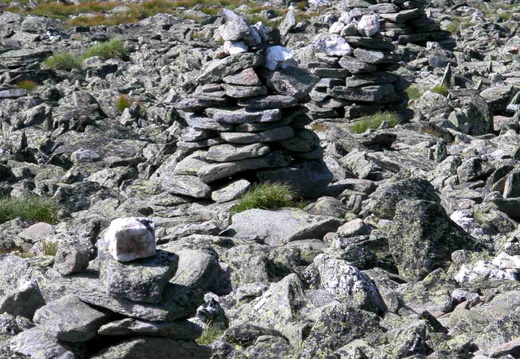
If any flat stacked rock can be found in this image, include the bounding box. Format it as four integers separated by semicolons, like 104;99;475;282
336;0;452;47
172;10;333;200
307;11;408;120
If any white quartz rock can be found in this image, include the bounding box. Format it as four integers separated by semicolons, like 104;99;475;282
224;41;248;55
106;217;156;262
264;45;294;71
315;35;352;57
357;14;380;37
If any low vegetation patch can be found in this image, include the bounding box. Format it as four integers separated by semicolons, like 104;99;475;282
83;38;127;60
43;52;81;71
116;94;134;112
0;196;59;225
15;80;39;91
431;84;449;97
446;20;460;34
196;323;225;346
7;0;315;27
405;85;424;101
231;182;299;215
350;112;400;134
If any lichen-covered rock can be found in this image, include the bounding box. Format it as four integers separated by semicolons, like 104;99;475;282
33;294;108;343
386;200;474;281
91;337;211;359
99;249;178;304
300;303;384;359
0;281;45;320
368;177;440;219
98;318;202;340
311;254;387;315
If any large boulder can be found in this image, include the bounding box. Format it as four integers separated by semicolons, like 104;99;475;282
385;200;474;281
368;177;440;219
310;254;387;315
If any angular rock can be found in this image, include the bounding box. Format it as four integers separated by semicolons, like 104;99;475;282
386;200;474;281
91;337;211;359
206;107;281;124
228;208;341;245
198;152;289;183
0;281;45;319
211;179;251;203
313;254;387;315
261;66;319;100
160;175;212;199
98;318;202;340
205;143;271;162
237;95;298;110
34;294;108;342
99;249;178;304
9;328;75;359
220;126;294;144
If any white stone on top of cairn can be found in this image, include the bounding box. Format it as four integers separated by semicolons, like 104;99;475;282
106;217;156;262
357;15;380;37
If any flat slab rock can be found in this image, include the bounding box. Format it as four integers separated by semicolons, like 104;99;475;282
40;269;202;322
91;337;211;359
98;318;202;340
226;208;343;245
34;294;109;343
9;327;75;359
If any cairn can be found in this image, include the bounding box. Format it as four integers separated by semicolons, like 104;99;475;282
307;11;409;120
172;10;333;200
337;0;453;47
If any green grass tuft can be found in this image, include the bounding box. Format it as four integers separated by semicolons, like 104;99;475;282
431;84;449;97
350;112;400;134
231;182;299;215
0;196;59;225
16;80;39;91
196;324;225;346
83;38;127;60
116;94;134;112
43;52;81;71
446;20;460;34
42;240;59;256
405;85;424;101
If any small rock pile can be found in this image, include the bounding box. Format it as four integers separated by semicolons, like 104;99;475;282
7;217;210;358
307;11;408;120
336;0;452;47
171;10;333;200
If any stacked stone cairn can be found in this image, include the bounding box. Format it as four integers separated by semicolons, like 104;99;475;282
173;10;333;200
336;0;452;47
8;217;210;358
307;10;409;120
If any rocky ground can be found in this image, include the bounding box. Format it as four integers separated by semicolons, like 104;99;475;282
0;0;520;358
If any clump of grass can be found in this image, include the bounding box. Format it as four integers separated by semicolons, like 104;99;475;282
350;112;400;134
16;80;39;91
196;324;225;346
231;182;299;215
431;84;449;97
116;94;134;112
405;85;424;101
43;52;81;71
498;12;512;21
446;20;460;34
42;240;59;256
0;196;59;225
83;38;127;60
